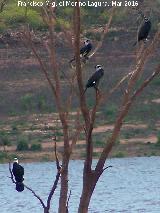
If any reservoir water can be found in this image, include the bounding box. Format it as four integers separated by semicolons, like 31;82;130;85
0;157;160;213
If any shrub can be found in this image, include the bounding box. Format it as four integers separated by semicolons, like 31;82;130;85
0;131;11;151
21;93;34;111
93;152;100;158
25;9;46;30
11;124;18;131
30;143;42;151
17;138;29;151
103;104;117;122
0;21;7;32
55;131;63;137
56;18;71;30
37;95;47;111
0;2;46;30
94;140;105;147
113;152;125;158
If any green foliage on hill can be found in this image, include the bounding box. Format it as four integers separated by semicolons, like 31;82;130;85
1;0;160;33
0;0;45;31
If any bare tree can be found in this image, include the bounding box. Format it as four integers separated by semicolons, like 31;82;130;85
6;1;160;212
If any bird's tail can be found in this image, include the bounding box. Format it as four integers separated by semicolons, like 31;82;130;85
16;182;24;192
82;87;87;96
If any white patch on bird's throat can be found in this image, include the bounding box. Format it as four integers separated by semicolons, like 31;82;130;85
13;157;18;163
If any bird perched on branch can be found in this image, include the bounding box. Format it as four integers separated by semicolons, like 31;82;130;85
134;16;151;46
84;65;104;94
12;158;24;192
69;39;92;64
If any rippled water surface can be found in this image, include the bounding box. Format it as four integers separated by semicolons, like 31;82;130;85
0;157;160;213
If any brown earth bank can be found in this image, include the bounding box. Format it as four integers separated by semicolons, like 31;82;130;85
1;122;160;164
1;141;160;164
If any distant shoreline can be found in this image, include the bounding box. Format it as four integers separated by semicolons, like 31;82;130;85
1;142;160;164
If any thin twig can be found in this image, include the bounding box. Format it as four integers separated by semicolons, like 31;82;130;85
88;8;115;59
103;165;113;172
66;190;72;213
24;184;46;210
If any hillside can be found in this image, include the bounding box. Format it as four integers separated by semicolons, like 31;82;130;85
0;0;160;162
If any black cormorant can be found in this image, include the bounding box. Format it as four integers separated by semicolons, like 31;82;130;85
84;65;104;94
12;158;24;192
134;17;151;46
70;39;92;63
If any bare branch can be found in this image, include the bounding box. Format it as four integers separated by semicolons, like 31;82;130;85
73;1;90;129
24;184;46;210
23;28;57;96
103;165;113;172
102;71;133;101
8;162;46;210
86;90;101;170
131;64;160;102
46;142;61;211
88;8;115;59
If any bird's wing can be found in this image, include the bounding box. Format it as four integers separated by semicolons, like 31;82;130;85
13;164;24;176
138;22;151;40
87;70;103;86
19;165;24;176
80;46;88;55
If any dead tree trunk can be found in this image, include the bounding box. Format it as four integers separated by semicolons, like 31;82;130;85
78;172;94;213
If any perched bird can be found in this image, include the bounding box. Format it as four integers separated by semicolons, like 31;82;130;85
12;158;24;192
134;17;151;46
69;39;92;63
84;65;104;94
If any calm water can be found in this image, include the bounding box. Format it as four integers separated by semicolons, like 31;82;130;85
0;157;160;213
